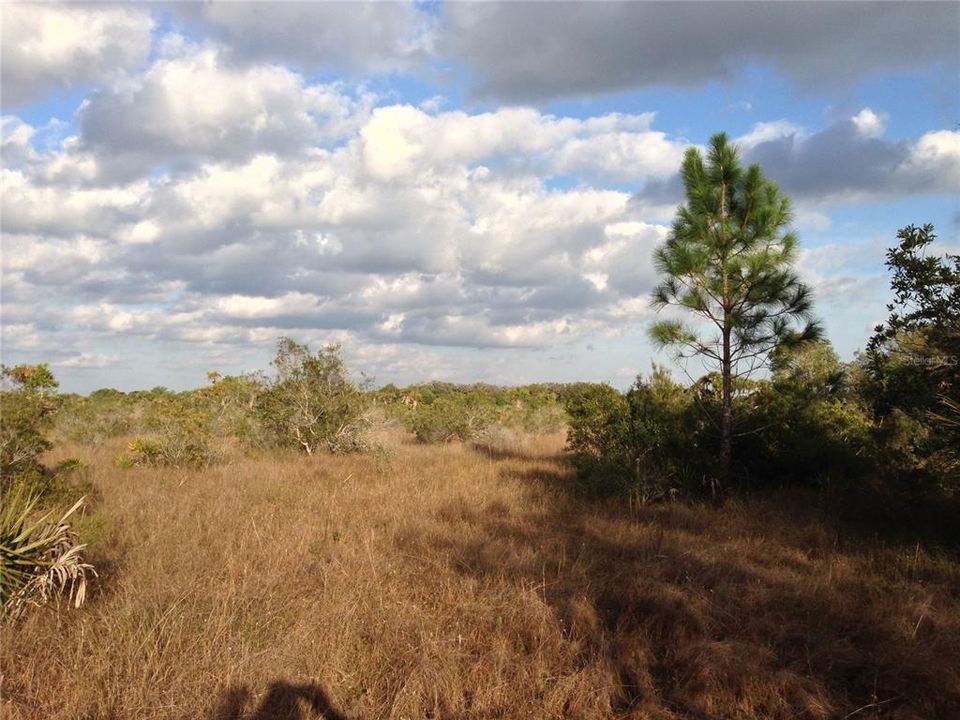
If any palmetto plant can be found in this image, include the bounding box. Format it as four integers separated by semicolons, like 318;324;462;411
930;396;960;484
1;486;95;620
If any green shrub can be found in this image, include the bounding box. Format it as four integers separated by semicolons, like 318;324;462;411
55;391;142;445
860;224;960;493
737;387;876;488
733;342;877;489
1;365;60;494
565;369;706;501
114;454;134;470
0;393;53;486
929;398;960;489
116;395;219;469
119;437;164;468
405;393;497;443
196;372;264;445
256;338;369;454
381;382;566;442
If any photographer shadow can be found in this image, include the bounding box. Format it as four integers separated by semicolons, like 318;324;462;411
210;681;349;720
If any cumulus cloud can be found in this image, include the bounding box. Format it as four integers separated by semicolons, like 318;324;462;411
5;99;689;366
56;353;119;369
441;2;959;102
634;113;959;210
1;116;37;164
1;169;149;238
3;3;956;392
741;115;960;204
358;105;684;183
0;1;153;107
78;44;374;179
6;90;957;377
184;1;434;75
2;1;956;391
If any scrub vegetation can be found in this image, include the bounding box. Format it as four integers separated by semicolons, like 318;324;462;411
2;140;958;717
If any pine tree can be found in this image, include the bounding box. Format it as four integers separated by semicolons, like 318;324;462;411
650;132;821;480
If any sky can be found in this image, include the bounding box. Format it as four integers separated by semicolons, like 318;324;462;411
1;1;958;394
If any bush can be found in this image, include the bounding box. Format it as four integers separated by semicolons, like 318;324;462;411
860;224;960;493
256;338;369;454
733;342;877;489
55;390;143;446
737;387;876;489
381;382;566;442
115;395;218;469
0;392;53;489
196;372;263;445
501;385;567;434
405;392;497;443
565;368;706;501
1;365;59;493
930;398;960;488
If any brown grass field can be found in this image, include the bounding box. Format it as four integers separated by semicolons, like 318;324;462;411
2;431;959;719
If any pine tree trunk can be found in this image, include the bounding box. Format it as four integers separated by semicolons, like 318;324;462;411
719;171;733;487
721;326;733;485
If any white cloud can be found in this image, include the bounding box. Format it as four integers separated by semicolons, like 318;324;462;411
740;118;960;204
56;353;119;369
1;2;153;106
79;45;375;177
216;292;322;320
851;108;887;139
7;94;957;371
736;120;806;151
1;169;149;238
902;130;960;190
3;25;957;390
1;116;37;164
359;105;684;182
192;1;434;75
119;221;161;246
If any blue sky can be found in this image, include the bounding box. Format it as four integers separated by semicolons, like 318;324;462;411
1;1;957;393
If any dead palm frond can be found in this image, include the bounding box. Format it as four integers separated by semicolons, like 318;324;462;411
929;395;960;480
1;485;96;620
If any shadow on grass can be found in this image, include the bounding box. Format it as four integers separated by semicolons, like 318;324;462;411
404;444;960;719
209;681;349;720
470;440;569;465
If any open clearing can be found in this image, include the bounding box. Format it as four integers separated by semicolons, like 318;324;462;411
3;432;959;719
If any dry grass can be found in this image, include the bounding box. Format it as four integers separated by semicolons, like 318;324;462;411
2;431;958;719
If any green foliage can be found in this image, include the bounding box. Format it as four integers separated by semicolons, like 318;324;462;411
196;372;263;444
738;390;875;488
406;392;497;443
116;394;218;469
688;341;874;490
149;395;219;467
868;224;960;357
55;390;142;445
564;343;887;499
256;338;369;455
863;224;960;491
929;397;960;480
114;454;134;470
1;365;60;492
0;393;53;488
2;364;58;395
1;485;95;620
565;369;707;501
650;132;820;477
380;382;567;443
